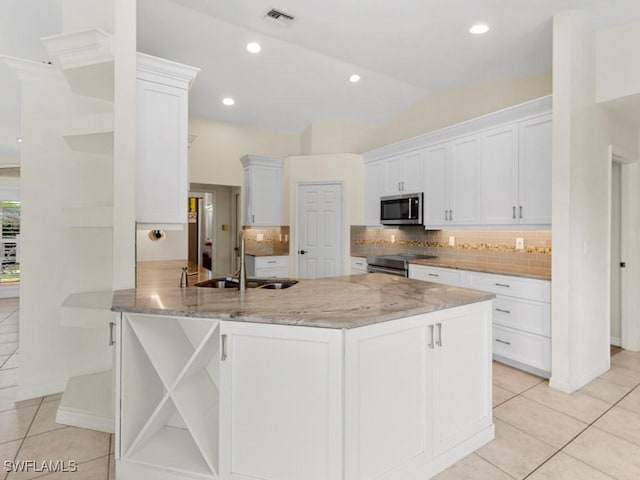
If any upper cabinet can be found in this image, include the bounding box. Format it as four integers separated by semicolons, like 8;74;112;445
518;115;552;225
241;155;283;227
136;54;200;225
382;150;425;195
363;96;552;229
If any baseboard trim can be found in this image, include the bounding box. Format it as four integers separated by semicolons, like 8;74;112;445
610;337;622;347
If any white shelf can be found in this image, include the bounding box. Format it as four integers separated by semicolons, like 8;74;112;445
56;369;114;433
60;291;114;328
127;426;214;478
61;206;113;228
64;131;114;155
41;28;114;101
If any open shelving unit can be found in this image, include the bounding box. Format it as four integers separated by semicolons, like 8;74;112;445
121;314;221;479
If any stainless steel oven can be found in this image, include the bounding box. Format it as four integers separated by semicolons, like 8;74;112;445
367;254;437;277
380;193;423;225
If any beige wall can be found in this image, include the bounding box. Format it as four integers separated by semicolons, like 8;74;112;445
551;12;640;394
284;154;364;275
301;117;379;155
136;228;188;261
188;116;302;187
597;21;640;102
374;72;552;149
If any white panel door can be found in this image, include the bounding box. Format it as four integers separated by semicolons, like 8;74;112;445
518;114;552;224
423;144;449;227
481;125;519;225
432;303;492;457
345;315;431;480
449;136;481;225
219;321;343;480
297;184;342;279
364;161;383;226
382;155;404;195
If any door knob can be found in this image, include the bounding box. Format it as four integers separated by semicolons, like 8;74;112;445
299;250;308;255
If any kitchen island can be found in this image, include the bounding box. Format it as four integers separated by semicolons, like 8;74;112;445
112;273;495;480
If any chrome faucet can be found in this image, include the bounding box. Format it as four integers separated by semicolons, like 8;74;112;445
179;266;198;288
227;230;248;291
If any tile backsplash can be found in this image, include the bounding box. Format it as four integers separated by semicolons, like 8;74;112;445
351;226;551;275
243;226;290;256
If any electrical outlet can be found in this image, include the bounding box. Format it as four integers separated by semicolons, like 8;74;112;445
448;236;455;246
391;234;396;243
256;233;264;242
515;237;524;250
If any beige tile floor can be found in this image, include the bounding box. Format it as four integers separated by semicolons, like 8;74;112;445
1;295;639;479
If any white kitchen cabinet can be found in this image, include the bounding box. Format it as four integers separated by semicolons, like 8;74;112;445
241;155;283;227
423;143;450;226
480;125;519;224
136;54;199;225
350;256;368;274
364;161;383;226
245;255;289;278
449;135;482;225
382;150;425;195
518;114;552;225
345;302;493;480
408;264;464;287
219;321;343;480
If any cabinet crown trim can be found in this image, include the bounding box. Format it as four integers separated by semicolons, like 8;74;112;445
364;95;552;163
241;154;284;168
136;52;200;88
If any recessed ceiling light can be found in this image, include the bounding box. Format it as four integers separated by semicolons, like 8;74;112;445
469;24;490;35
349;74;361;83
246;42;261;54
16;138;22;143
222;98;235;106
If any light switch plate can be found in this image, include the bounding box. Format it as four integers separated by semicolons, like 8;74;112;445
256;233;264;242
448;236;455;246
515;237;524;250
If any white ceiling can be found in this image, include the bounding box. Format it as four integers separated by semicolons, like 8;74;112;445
2;0;640;157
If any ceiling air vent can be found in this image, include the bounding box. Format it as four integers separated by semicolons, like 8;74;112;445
264;8;295;26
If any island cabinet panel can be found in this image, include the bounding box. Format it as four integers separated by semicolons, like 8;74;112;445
219;321;343;480
344;301;493;480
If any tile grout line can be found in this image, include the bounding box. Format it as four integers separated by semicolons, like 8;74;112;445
3;396;44;480
106;435;112;480
520;380;640;479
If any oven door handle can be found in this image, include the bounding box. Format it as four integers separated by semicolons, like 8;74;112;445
367;265;408;277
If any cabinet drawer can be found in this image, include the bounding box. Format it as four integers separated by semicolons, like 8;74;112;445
254;256;289;269
409;265;463;287
255;266;289;278
493;325;550;373
350;257;368;273
493;296;550;337
468;271;550;302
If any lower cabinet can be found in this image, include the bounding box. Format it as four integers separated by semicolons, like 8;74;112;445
117;304;494;480
409;264;552;378
245;255;289;278
350;256;368;274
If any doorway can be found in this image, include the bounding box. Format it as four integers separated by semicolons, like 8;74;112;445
610;161;622;347
296;182;343;279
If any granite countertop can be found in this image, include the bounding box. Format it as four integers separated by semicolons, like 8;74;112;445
408;258;551;281
245;253;289;257
112;273;494;329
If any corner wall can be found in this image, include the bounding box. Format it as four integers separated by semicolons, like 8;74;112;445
551;12;640;393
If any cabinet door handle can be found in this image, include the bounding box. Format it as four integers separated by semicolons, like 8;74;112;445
428;325;435;349
436;322;442;347
428;273;439;277
449;210;453;221
445;210;449;221
268;260;276;264
495;308;511;314
512;206;516;219
252;214;255;223
495;339;511;346
109;321;116;346
221;334;228;361
495;283;511;288
519;206;523;219
402;181;405;191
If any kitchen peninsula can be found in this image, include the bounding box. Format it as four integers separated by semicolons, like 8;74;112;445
112;273;495;480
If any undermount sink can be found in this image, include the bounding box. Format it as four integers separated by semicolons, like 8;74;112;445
194;278;298;290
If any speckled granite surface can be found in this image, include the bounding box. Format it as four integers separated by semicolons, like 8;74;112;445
112;273;494;329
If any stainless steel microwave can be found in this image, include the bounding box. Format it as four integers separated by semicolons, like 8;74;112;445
380;193;423;225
